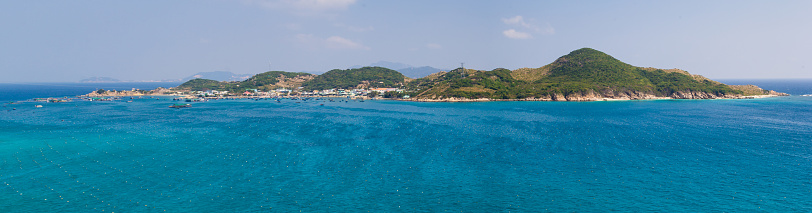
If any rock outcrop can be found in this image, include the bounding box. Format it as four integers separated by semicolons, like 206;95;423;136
670;91;718;99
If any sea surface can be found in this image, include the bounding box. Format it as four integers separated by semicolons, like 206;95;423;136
0;82;180;103
717;79;812;96
1;81;811;212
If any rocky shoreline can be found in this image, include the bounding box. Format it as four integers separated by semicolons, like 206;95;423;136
405;89;789;102
407;95;787;102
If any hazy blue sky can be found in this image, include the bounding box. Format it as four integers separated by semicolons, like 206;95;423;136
1;0;810;82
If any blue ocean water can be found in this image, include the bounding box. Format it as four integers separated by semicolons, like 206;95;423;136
1;82;811;212
0;82;180;102
717;79;812;96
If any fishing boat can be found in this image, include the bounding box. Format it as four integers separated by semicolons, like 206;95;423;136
169;104;191;108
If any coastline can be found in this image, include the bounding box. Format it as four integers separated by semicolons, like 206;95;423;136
67;93;792;103
400;94;788;103
13;85;789;103
17;93;788;104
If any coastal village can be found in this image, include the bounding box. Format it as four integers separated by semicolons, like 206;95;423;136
80;86;408;101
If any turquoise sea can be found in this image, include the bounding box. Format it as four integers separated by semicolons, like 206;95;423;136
0;82;180;103
1;81;811;212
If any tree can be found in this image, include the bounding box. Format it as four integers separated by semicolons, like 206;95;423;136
383;91;402;98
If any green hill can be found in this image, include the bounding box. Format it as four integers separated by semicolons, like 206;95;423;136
409;48;743;100
175;67;405;93
176;78;229;91
237;71;313;91
539;48;739;96
302;67;405;91
176;71;313;92
541;48;651;92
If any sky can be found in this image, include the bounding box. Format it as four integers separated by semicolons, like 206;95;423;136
1;0;811;82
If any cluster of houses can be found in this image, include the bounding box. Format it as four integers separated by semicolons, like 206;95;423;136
189;87;408;99
33;98;72;103
300;88;404;97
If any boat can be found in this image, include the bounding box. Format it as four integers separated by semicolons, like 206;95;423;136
169;104;191;108
35;105;43;108
48;99;70;103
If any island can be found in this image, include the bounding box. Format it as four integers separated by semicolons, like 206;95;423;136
83;48;788;102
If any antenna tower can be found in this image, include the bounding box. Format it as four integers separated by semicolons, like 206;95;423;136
460;62;465;77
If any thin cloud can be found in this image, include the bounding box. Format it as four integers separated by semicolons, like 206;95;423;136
503;29;532;39
296;34;369;50
502;16;525;26
325;36;370;50
295;33;318;42
426;43;442;49
540;23;555;35
501;15;555;39
294;33;321;49
283;23;302;31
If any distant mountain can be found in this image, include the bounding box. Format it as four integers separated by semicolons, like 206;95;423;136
350;61;410;70
396;66;446;79
350;61;446;78
79;77;121;83
180;71;253;82
370;61;411;70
